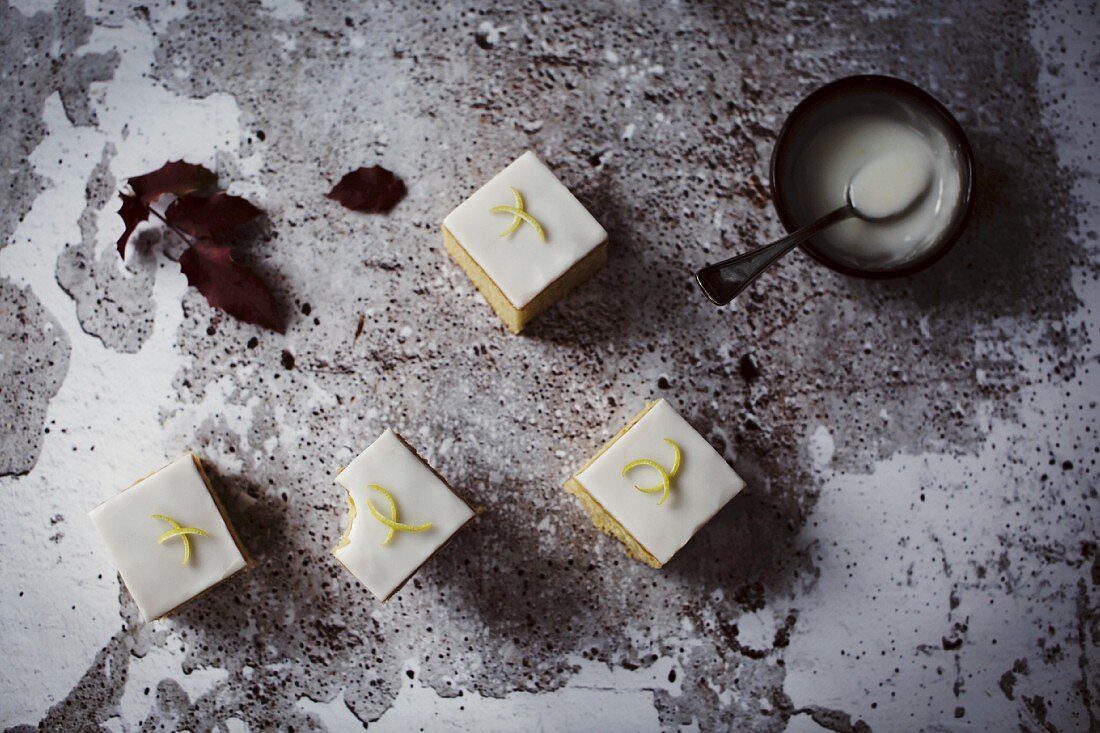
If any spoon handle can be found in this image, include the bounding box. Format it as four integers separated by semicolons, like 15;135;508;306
695;206;850;306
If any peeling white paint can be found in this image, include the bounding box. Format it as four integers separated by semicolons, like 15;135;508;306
259;0;305;21
297;656;675;732
807;425;834;471
0;6;262;725
114;633;229;730
1;0;1096;730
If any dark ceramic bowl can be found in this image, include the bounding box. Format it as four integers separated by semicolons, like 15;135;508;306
770;75;975;278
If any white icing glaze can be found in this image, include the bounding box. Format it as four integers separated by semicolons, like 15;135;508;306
442;151;607;309
575;399;745;565
333;429;474;601
87;454;247;621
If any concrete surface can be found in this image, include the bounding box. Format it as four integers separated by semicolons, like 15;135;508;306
1;0;1097;731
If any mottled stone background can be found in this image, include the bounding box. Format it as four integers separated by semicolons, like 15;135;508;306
1;0;1097;730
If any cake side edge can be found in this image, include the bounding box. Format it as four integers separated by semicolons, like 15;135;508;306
517;238;607;330
564;477;661;568
190;452;252;567
564;400;663;568
442;224;524;334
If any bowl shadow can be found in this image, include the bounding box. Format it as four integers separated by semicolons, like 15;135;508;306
855;126;1078;325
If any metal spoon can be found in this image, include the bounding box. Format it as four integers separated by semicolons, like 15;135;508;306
695;153;933;306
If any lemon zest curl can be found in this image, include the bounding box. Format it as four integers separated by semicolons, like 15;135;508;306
364;484;432;545
151;514;208;565
621;438;682;506
490;187;546;242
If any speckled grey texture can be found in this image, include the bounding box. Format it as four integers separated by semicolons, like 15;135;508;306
1;0;1097;731
0;279;70;476
55;143;160;352
0;0;116;249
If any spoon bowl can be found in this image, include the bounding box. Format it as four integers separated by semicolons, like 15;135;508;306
845;148;934;222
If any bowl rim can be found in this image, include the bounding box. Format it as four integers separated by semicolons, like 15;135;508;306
769;74;976;279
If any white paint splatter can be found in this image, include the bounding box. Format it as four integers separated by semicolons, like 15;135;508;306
807;425;835;471
221;717;251;733
272;31;297;53
735;610;776;651
477;21;506;46
259;0;305;21
297;656;675;732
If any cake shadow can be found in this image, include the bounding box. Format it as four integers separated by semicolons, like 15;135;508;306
519;261;639;346
661;448;810;611
520;227;693;348
662;488;792;601
168;463;295;633
423;477;591;649
520;272;697;351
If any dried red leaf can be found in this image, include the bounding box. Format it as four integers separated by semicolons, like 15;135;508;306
166;192;263;241
327;165;406;213
179;240;283;333
128;160;217;203
116;193;150;258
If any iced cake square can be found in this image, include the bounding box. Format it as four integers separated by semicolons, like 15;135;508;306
87;453;250;621
565;399;745;568
332;429;475;601
442;150;608;334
